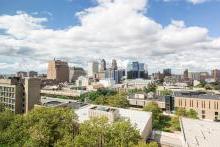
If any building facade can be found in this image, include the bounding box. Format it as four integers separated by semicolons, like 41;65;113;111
174;91;220;120
47;60;69;82
0;77;41;114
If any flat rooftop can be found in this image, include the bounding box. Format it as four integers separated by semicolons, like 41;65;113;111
75;104;152;135
181;117;220;147
174;91;220;100
90;106;117;112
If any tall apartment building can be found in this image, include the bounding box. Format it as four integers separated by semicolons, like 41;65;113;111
211;69;220;81
174;91;220;120
0;77;41;114
47;60;69;82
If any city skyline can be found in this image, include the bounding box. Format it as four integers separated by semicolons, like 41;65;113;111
0;0;220;74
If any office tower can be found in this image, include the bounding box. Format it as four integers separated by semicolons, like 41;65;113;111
28;71;38;77
88;61;99;78
211;69;220;81
183;69;188;80
127;62;147;79
0;77;41;114
105;69;125;83
69;67;86;82
163;68;172;77
16;71;27;78
100;59;107;72
112;59;118;70
47;59;69;82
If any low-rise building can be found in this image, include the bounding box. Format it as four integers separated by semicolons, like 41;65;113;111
127;93;174;112
75;104;152;140
174;91;220;120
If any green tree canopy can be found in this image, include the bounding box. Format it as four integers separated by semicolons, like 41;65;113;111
74;117;140;147
143;102;162;129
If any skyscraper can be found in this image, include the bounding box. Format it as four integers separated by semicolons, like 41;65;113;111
127;62;147;79
112;59;118;70
100;59;107;72
163;68;172;77
183;69;188;80
47;59;69;82
88;61;99;78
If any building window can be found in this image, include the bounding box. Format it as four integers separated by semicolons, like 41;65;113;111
202;115;205;119
202;110;205;114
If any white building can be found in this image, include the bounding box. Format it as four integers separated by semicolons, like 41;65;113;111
99;79;116;88
88;61;99;78
75;104;152;140
124;79;153;89
76;76;90;87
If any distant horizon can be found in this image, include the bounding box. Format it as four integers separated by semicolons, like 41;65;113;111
0;0;220;74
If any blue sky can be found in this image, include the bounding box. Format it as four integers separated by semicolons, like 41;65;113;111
0;0;219;36
0;0;220;74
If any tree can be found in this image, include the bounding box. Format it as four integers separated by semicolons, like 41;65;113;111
175;108;187;117
24;107;79;146
135;141;158;147
74;117;110;147
107;120;140;147
74;117;140;147
143;102;162;129
186;109;198;119
107;93;129;108
170;116;181;131
0;107;79;146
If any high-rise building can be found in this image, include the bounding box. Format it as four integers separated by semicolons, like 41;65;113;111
69;67;86;82
105;69;125;83
183;69;188;80
88;61;99;78
100;59;107;72
47;59;69;82
163;68;172;77
211;69;220;81
112;59;118;70
127;62;147;79
28;71;38;77
16;71;27;78
0;77;41;114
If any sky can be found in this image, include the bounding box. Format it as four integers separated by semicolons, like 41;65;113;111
0;0;220;74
